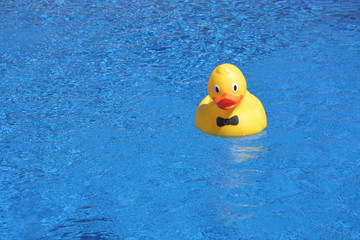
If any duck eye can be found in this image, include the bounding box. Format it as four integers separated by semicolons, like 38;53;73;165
232;83;238;92
214;85;220;94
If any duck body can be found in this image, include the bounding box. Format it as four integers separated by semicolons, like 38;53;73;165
194;64;267;137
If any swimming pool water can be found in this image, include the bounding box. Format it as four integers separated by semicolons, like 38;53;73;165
1;0;360;239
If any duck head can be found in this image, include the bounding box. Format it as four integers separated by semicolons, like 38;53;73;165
207;64;247;110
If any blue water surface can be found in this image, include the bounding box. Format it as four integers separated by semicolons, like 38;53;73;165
1;0;360;239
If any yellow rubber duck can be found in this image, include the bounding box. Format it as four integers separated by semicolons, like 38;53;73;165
194;64;267;137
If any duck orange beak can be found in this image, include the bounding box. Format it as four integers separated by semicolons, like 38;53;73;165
213;92;243;110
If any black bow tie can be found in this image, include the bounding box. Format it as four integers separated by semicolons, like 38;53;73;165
216;115;239;127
